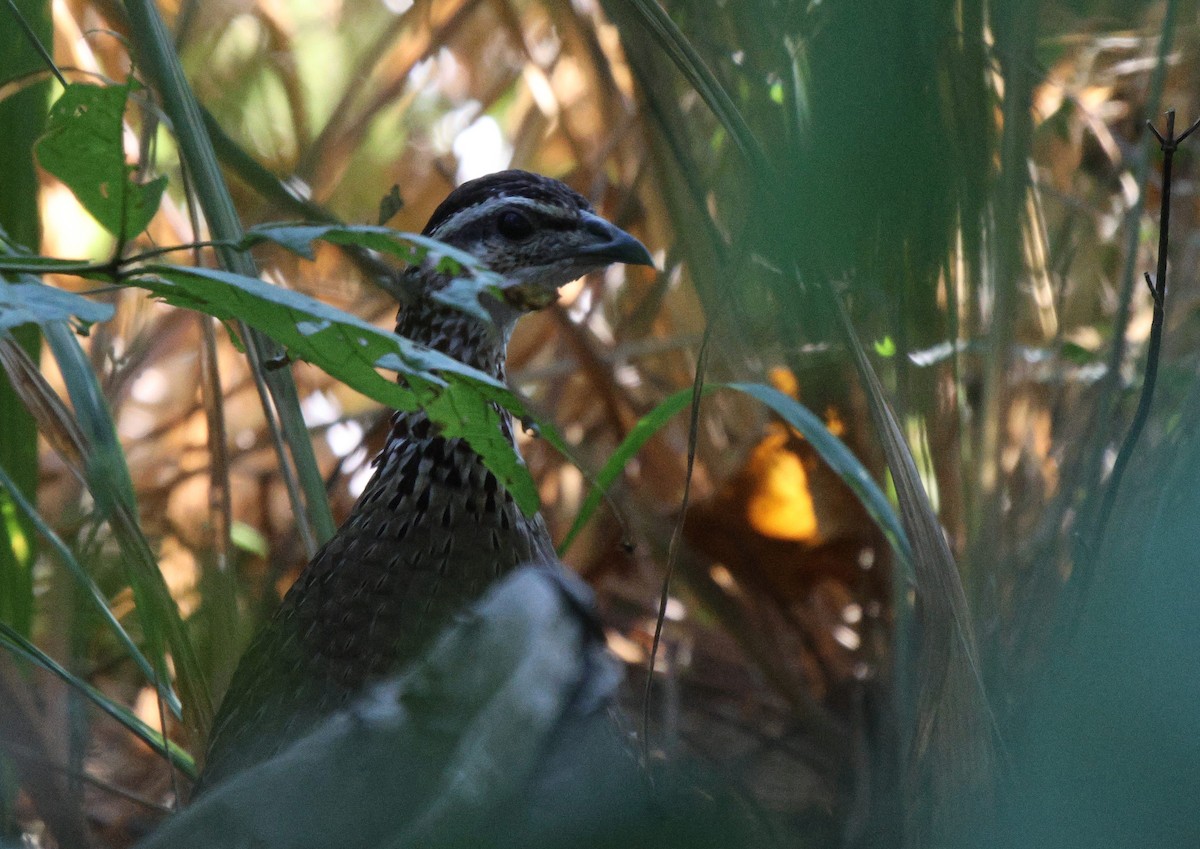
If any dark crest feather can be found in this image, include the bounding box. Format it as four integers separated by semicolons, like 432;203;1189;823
422;170;592;236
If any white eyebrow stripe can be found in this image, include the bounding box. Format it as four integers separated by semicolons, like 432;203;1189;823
429;196;576;238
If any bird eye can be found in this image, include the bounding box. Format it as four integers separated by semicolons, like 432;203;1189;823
497;210;533;240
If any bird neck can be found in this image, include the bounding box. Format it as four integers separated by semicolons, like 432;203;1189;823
386;294;520;455
394;294;513;379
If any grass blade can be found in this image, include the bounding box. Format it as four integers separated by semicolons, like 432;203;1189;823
0;462;180;719
621;0;774;182
0;620;195;776
41;322;211;738
830;288;995;842
558;381;912;575
124;0;336;549
726;382;913;572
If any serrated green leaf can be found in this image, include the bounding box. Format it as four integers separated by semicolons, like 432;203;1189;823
132;264;540;514
35;81;166;239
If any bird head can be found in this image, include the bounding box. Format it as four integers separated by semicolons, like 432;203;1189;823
420;170;654;314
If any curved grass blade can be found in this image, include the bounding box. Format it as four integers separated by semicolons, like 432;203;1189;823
621;0;774;182
558;381;911;574
557;386;697;557
42;322;211;737
726;382;913;572
830;290;997;834
0;462;180;719
0;620;195;777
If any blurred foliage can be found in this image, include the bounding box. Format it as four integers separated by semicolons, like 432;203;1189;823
1;0;1200;847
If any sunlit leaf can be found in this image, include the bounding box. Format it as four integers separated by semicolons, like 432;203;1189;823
35;81;166;239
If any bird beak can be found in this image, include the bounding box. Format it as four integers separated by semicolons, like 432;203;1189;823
572;212;655;269
500;212;654;312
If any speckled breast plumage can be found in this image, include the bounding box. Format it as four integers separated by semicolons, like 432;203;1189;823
198;405;554;791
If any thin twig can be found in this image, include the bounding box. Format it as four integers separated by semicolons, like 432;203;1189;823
641;324;711;759
1077;110;1200;594
3;0;67;87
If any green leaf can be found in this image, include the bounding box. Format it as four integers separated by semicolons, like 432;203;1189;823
874;335;897;357
0;255;106;275
35;81;167;239
1060;340;1098;366
242;223;490;280
230;521;269;557
132;264;540;515
378;185;404;226
0;277;113;332
430;277;500;324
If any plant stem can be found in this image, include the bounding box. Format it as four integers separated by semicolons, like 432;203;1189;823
1072;110;1200;601
123;0;335;552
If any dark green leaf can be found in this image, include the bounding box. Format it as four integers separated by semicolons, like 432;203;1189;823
1060;340;1098;366
430;277;499;324
35;81;166;239
0;255;106;275
378;185;404;225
